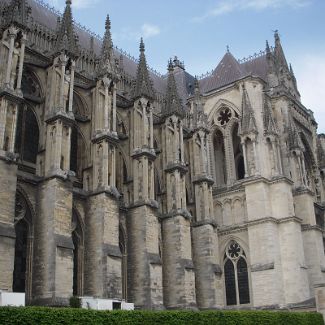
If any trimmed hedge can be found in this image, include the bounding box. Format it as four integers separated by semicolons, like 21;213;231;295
0;307;322;325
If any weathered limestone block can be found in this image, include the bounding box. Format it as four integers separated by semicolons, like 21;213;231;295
278;220;310;303
315;284;325;322
0;160;17;224
0;235;15;291
245;178;311;306
248;221;284;306
127;205;163;309
295;191;325;297
33;177;73;305
84;192;121;299
192;223;221;309
162;215;196;309
0;159;17;291
302;228;325;295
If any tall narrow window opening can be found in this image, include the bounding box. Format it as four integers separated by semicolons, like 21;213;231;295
224;241;250;306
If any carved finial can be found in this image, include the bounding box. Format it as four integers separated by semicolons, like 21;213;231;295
266;40;270;53
140;37;145;52
288;114;303;151
105;14;111;29
194;76;199;91
131;38;155;100
163;61;183;118
97;14;116;78
263;95;278;135
1;0;32;31
168;58;173;72
289;63;294;75
273;29;289;72
53;0;79;58
226;45;230;53
240;83;258;136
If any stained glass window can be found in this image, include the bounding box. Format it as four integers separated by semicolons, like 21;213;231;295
225;259;237;305
224;241;250;306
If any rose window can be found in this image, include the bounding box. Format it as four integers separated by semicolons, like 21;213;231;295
218;107;232;126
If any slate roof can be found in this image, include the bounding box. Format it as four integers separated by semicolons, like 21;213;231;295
199;51;268;94
6;0;269;102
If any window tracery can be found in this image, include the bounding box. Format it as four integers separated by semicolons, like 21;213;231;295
224;240;250;306
218;107;232;126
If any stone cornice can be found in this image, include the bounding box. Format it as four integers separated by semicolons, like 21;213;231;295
0;88;24;103
44;110;75;125
218;223;248;236
301;224;323;232
251;262;274;272
0;222;15;239
88;186;121;199
164;162;188;174
247;216;302;227
127;199;159;210
218;215;303;236
91;130;119;145
213;186;245;199
131;147;156;160
192;219;218;228
160;208;192;221
192;175;214;186
242;175;293;187
293;187;314;197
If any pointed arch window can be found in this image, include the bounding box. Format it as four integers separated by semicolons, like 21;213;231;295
232;123;245;180
13;192;34;303
213;129;227;186
15;106;39;164
71;210;84;296
119;226;127;300
224;241;250;306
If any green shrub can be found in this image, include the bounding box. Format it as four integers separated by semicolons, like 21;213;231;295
69;296;81;308
0;307;322;325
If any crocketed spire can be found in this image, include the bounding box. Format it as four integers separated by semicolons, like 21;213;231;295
263;96;278;135
191;77;207;129
288;114;303;151
162;59;183;117
97;15;116;78
132;38;155;100
53;0;79;59
101;15;113;59
240;84;257;136
274;30;288;72
1;0;32;31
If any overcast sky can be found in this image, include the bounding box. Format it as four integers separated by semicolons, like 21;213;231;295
45;0;325;133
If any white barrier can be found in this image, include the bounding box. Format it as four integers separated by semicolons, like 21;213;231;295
80;297;134;310
0;291;25;306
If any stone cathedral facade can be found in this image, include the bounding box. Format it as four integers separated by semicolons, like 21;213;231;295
1;0;325;310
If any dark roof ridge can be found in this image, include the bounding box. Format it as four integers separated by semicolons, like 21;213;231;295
30;0;164;79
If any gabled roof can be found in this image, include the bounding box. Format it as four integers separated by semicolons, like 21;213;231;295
200;51;268;93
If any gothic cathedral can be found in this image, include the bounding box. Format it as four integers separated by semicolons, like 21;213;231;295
0;0;325;310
